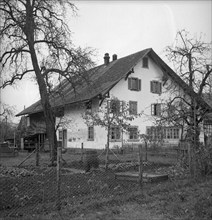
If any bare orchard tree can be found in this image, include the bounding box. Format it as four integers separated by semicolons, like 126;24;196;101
0;103;16;142
163;30;212;176
0;103;15;119
0;0;94;164
83;97;140;170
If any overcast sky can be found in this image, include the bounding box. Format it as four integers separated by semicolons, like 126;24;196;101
1;0;212;122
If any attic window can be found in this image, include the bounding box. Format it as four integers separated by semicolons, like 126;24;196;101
142;57;149;68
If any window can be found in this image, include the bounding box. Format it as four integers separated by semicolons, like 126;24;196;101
173;128;179;139
128;126;138;140
166;128;172;139
129;101;137;115
147;126;180;140
88;126;94;141
110;126;121;140
151;103;161;116
150;81;162;94
109;100;121;114
142;57;149;68
164;127;179;139
203;120;212;136
128;77;141;91
58;130;63;140
146;126;163;141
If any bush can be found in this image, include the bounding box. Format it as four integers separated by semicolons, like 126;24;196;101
84;150;99;172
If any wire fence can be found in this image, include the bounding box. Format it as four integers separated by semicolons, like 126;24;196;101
0;145;187;219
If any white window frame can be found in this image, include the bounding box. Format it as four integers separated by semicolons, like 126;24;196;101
110;126;121;141
128;126;139;141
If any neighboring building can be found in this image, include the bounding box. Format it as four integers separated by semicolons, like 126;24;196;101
16;48;212;149
17;115;47;151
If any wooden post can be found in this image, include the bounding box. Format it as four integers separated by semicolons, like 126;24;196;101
145;141;148;162
14;132;16;148
138;144;143;191
21;138;24;150
188;142;192;176
56;145;61;210
36;134;40;166
81;143;84;162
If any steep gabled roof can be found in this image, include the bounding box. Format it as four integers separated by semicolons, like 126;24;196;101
16;48;212;116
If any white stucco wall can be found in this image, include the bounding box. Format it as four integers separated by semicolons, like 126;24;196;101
57;55;204;149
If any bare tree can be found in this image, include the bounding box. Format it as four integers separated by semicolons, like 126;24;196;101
0;103;16;142
83;97;139;170
161;30;212;176
0;0;94;164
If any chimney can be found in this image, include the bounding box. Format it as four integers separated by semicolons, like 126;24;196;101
104;53;110;65
112;54;117;61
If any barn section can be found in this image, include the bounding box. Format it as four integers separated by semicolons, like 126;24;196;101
17;113;47;152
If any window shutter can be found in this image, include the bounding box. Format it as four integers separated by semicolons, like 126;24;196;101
128;78;132;90
159;83;162;93
116;100;120;113
151;104;154;115
156;104;161;116
150;81;153;92
134;102;138;114
107;100;110;114
138;79;141;91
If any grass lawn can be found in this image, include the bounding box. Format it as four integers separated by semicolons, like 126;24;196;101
0;149;211;219
4;173;210;220
0;148;177;167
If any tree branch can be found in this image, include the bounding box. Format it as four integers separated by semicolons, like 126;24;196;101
0;69;34;88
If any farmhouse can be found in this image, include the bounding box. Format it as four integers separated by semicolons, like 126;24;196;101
16;48;212;150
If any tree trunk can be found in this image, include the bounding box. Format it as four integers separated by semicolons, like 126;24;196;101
28;44;57;164
189;99;202;177
25;2;57;165
105;126;110;170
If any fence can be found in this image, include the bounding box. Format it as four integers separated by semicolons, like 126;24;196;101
0;144;181;219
